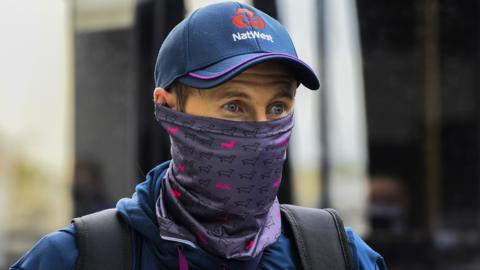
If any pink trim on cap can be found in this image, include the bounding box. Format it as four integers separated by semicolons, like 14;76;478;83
187;53;313;80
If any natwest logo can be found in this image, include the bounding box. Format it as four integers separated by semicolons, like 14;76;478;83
231;8;273;43
232;31;273;43
231;8;266;29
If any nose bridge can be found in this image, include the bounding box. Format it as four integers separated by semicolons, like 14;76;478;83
254;114;268;122
253;105;268;122
247;89;271;121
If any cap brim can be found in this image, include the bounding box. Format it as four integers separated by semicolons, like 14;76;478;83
177;53;320;90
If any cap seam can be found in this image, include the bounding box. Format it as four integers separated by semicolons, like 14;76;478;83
247;5;263;52
185;9;201;73
185;18;190;73
237;2;263;51
284;25;298;56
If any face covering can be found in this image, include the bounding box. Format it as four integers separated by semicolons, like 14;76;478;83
154;104;294;260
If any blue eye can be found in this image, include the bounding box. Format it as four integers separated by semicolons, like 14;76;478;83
270;104;285;115
224;103;239;112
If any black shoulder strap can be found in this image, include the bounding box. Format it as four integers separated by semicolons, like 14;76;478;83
280;204;354;270
72;208;132;270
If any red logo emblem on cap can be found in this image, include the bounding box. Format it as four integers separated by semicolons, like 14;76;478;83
232;8;265;29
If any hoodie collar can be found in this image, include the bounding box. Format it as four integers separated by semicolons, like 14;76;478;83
115;161;264;270
116;161;169;246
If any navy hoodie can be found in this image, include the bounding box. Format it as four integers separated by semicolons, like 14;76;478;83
10;161;386;270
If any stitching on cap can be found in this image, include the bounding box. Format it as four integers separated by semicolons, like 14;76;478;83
185;9;198;72
236;2;262;51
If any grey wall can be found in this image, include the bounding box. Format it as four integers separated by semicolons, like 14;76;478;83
74;29;137;203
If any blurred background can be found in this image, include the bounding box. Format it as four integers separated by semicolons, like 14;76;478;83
1;0;479;269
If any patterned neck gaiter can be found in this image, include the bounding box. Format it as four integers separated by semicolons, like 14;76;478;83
154;104;293;260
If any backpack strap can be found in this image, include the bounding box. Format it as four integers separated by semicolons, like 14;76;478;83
280;204;354;270
72;208;133;270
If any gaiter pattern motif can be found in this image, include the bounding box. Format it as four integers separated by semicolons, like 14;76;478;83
154;104;294;260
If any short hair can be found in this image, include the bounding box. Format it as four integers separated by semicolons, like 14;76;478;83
169;82;197;112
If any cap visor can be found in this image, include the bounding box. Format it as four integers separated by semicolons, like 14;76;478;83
178;53;320;90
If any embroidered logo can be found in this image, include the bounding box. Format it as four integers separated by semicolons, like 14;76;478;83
232;8;265;29
231;8;273;43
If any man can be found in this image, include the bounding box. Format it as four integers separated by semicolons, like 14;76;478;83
11;2;386;269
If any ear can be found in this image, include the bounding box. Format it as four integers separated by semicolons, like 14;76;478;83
153;87;177;110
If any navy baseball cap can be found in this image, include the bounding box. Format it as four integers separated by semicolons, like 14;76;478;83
154;1;320;90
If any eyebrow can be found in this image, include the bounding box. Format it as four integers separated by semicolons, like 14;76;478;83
214;83;295;101
214;89;251;100
272;86;295;100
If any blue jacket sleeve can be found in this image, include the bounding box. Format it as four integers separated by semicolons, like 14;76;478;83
345;227;387;270
9;225;78;270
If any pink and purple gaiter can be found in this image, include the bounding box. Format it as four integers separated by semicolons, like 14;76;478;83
154;104;293;260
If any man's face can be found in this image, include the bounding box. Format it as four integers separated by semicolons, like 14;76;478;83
154;61;297;122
